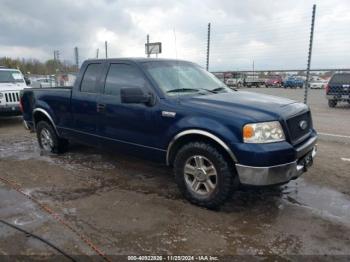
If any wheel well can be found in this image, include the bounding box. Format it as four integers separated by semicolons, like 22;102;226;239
33;111;54;130
167;134;236;167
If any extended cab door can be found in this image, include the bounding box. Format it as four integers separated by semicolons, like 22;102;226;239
97;62;164;160
70;62;105;144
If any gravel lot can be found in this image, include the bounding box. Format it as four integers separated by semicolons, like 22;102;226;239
0;88;349;260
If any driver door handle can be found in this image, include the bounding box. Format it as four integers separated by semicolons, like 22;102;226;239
96;103;106;113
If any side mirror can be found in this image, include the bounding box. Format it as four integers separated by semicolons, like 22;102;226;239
120;87;154;106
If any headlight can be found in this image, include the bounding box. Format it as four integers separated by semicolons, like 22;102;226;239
243;121;285;143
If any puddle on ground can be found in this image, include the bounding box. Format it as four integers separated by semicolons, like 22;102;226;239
222;178;350;227
0;138;40;160
1;137;350;228
281;179;350;225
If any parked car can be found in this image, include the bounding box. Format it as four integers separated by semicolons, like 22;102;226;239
284;77;304;88
21;58;317;208
0;67;29;116
265;75;283;87
309;79;327;89
326;73;350;107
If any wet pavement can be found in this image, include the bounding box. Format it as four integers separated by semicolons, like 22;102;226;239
1;116;350;259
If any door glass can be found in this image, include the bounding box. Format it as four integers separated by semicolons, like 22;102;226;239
104;64;147;102
80;63;102;93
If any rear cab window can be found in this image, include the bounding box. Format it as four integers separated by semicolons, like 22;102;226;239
329;74;350;85
80;63;102;93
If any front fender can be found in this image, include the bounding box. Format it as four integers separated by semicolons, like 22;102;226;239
165;116;241;164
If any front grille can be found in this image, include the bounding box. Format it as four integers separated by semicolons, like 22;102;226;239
4;92;20;103
286;111;312;144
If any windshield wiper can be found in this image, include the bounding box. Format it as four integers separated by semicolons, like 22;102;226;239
166;88;200;93
210;87;226;93
200;86;230;93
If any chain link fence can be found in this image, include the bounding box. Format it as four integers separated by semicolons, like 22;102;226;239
199;6;350;107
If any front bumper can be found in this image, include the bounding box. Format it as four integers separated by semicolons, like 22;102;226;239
0;105;21;116
236;137;317;186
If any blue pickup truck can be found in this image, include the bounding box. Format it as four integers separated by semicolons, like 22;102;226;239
283;77;305;88
21;58;317;208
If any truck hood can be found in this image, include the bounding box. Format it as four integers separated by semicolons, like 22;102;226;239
179;91;308;121
0;82;28;92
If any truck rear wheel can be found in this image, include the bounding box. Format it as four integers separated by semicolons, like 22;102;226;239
328;99;337;108
174;141;237;209
36;121;68;153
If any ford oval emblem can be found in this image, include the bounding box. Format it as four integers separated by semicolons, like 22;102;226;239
299;120;308;130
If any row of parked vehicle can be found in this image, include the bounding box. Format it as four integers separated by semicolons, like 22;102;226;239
224;75;328;89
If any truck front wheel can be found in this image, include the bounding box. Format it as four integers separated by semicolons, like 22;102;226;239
36;121;68;153
174;142;237;209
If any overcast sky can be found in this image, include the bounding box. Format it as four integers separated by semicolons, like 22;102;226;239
0;0;349;71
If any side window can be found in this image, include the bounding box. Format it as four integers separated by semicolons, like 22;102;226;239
80;63;102;93
104;64;147;99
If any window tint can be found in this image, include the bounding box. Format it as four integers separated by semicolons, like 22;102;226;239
104;64;147;97
330;73;350;85
80;63;101;93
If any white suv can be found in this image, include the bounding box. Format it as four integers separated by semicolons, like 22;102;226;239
0;67;29;116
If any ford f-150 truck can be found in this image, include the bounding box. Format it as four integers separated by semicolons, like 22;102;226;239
21;58;317;208
0;67;29;116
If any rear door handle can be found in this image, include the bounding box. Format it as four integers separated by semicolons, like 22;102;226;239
96;103;106;112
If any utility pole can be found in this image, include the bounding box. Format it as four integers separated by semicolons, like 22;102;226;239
105;41;108;59
53;50;60;61
304;4;316;104
206;23;211;71
74;47;79;69
147;34;150;58
96;48;99;59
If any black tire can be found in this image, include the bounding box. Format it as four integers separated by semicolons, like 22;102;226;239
36;121;68;153
328;99;337;108
174;141;238;209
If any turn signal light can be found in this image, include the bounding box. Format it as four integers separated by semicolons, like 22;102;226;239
243;125;254;139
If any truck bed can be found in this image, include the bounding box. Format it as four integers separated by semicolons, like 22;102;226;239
21;86;73;127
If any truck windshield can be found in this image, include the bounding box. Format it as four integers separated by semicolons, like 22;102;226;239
0;70;24;83
142;61;231;95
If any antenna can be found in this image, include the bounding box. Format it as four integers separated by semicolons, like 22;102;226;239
105;41;108;59
173;28;178;59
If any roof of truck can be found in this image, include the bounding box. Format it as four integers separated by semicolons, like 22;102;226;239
84;58;190;63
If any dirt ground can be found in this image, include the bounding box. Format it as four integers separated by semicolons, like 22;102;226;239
0;88;350;260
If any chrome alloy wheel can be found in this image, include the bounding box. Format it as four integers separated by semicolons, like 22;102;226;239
40;128;54;151
184;155;218;196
